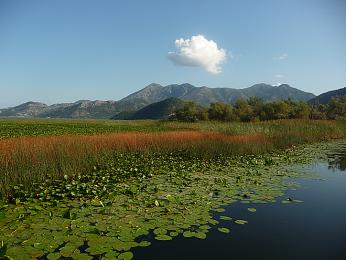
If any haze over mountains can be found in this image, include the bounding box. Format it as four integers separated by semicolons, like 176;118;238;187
0;83;321;119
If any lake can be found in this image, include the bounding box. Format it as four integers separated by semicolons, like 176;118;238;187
133;144;346;260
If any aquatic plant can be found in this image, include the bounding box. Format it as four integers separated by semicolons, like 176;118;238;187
1;140;343;259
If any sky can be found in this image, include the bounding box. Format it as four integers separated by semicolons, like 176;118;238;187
0;0;345;107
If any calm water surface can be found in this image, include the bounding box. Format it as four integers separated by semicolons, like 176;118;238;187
133;146;346;260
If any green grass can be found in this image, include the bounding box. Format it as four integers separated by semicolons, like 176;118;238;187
0;118;169;139
0;118;344;139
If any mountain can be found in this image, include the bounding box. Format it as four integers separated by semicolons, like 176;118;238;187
0;102;48;117
308;87;346;105
0;83;316;119
120;83;315;106
40;100;119;119
0;100;118;119
112;97;185;120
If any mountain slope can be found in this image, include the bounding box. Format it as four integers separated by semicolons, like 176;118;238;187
0;102;48;117
0;100;120;119
0;83;316;119
309;87;346;105
120;83;315;106
112;97;185;120
40;100;119;119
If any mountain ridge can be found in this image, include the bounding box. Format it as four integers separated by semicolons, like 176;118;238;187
309;87;346;105
0;83;316;119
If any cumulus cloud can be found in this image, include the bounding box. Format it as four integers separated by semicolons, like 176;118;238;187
168;35;227;74
278;53;288;60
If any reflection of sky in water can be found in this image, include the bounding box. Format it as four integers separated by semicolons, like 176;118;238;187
328;147;346;172
135;145;346;260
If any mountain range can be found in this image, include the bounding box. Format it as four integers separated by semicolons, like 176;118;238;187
0;83;318;119
308;87;346;105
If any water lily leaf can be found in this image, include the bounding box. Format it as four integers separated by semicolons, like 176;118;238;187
218;227;230;233
47;252;61;260
169;231;179;237
138;241;151;247
155;235;172;241
118;251;133;260
153;228;167;235
219;216;232;220
213;208;225;213
194;232;207;239
182;231;194;238
199;225;211;230
104;251;119;259
247;208;257;212
234;219;248;225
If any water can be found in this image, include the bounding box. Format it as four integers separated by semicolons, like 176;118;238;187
133;147;346;260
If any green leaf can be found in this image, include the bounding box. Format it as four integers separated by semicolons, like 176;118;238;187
219;215;232;220
118;251;133;260
218;227;230;233
154;235;172;241
234;219;248;225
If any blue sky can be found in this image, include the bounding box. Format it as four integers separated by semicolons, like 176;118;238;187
0;0;345;107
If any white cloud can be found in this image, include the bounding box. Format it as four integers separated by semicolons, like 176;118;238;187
275;74;284;78
168;35;227;74
278;53;288;60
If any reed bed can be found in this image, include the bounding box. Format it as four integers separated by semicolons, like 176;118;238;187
0;120;345;199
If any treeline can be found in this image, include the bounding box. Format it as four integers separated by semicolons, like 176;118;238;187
171;96;346;122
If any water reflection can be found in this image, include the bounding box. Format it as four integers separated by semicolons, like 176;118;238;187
328;145;346;172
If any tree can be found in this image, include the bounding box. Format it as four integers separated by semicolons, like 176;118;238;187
248;97;265;121
327;96;346;119
208;102;234;121
174;101;208;122
234;98;253;122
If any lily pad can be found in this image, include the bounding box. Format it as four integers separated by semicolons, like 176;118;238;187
118;251;133;260
219;215;232;220
234;219;248;225
218;227;230;233
154;235;172;241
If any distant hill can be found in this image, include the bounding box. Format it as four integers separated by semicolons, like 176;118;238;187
120;83;315;106
0;83;316;119
0;102;48;117
112;97;185;120
0;100;118;119
309;87;346;105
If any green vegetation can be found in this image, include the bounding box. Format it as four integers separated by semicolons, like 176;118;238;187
0;119;345;200
0;119;167;139
0;118;345;259
172;96;346;122
112;97;185;120
1;139;342;259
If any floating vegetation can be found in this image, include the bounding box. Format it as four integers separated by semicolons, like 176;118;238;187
0;139;345;259
247;208;257;212
219;216;232;221
218;227;231;234
234;220;248;225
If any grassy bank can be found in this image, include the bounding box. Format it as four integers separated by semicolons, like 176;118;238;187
0;119;345;201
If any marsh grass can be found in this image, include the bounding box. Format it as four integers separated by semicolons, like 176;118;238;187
0;119;345;199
